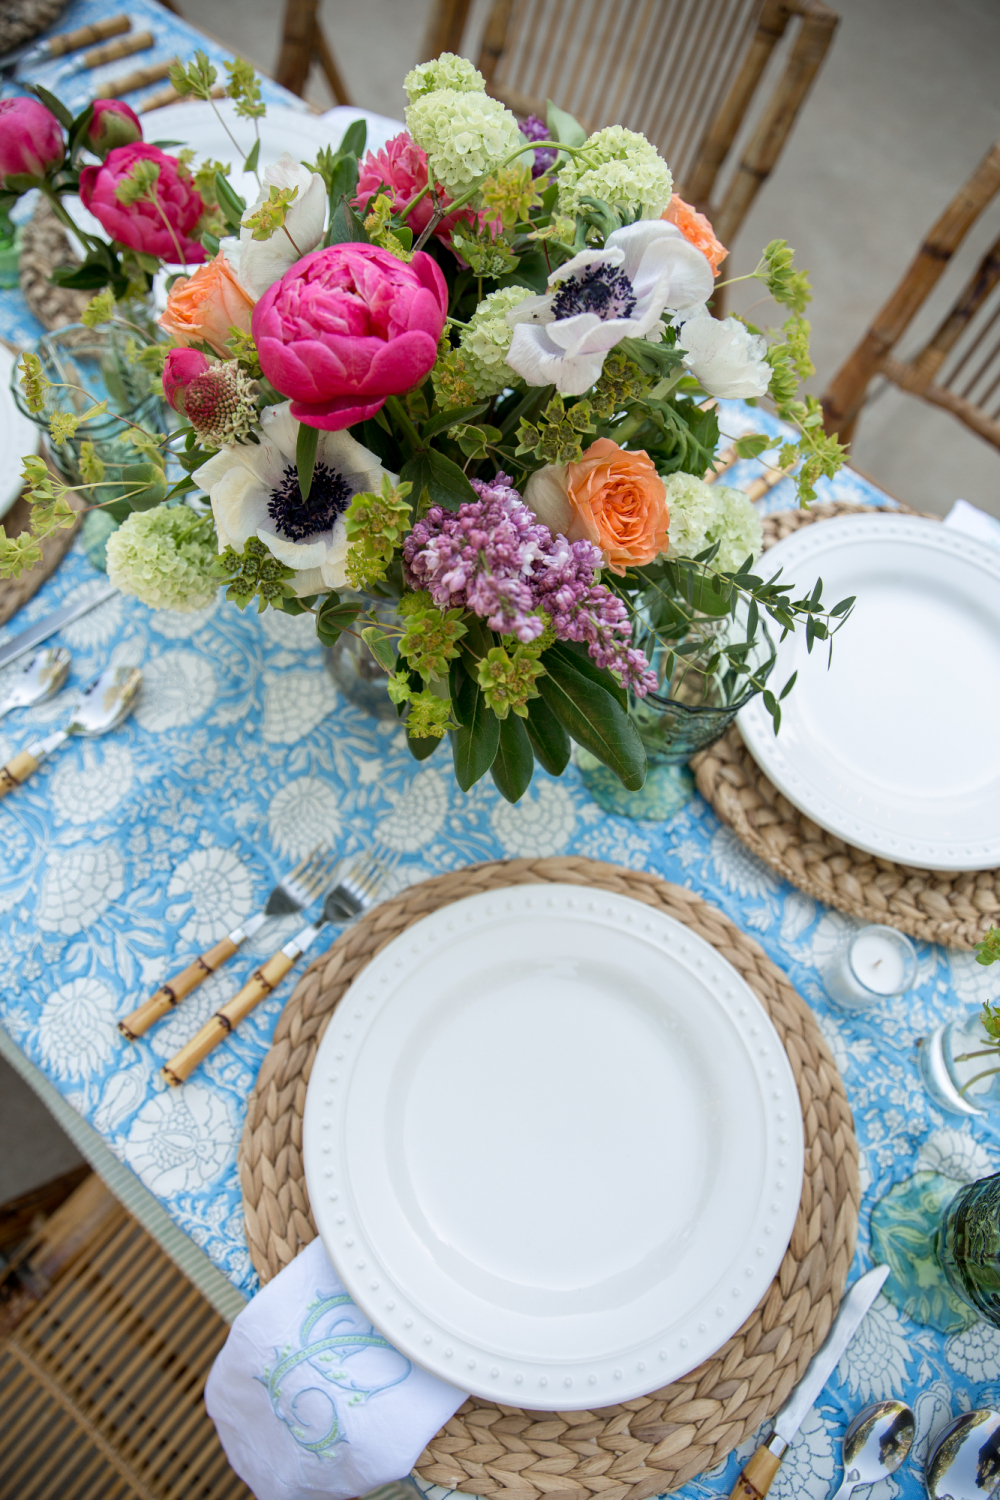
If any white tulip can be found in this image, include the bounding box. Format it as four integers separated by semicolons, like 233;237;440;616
226;154;327;300
676;313;771;400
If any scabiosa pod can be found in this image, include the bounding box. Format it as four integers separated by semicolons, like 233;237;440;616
162;349;259;448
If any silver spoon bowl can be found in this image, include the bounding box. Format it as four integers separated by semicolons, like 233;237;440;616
830;1399;915;1500
0;647;71;721
927;1408;1000;1500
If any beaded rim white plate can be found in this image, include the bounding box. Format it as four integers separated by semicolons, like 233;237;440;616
738;514;1000;871
303;884;804;1410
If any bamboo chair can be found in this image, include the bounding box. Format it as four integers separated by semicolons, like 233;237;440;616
424;0;838;248
0;1172;251;1500
822;142;1000;450
276;0;352;105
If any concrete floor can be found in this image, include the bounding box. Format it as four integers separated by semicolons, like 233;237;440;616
5;0;1000;1203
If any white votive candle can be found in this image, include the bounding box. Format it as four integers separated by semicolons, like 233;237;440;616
823;924;918;1012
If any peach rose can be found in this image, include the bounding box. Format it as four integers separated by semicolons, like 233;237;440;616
158;251;254;357
662;195;727;276
525;438;669;576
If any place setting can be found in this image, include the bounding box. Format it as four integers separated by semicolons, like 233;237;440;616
3;8;1000;1500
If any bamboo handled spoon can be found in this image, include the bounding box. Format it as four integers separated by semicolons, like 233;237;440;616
0;665;141;798
0;647;71;721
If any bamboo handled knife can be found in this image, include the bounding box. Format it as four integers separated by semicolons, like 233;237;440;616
729;1265;890;1500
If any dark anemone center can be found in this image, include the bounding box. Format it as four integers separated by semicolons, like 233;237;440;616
551;264;637;322
267;462;351;542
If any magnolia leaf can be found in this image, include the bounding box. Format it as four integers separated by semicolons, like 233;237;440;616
538;655;646;790
524;694;570;776
121;463;168;510
450;666;500;790
491;712;534;803
361;626;396;673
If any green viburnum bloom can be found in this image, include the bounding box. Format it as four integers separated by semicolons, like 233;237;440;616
406;89;522;193
556;125;672;220
444;285;532;402
403;53;485;103
476;645;545;719
398;605;467;681
105;505;220;612
662;472;763;573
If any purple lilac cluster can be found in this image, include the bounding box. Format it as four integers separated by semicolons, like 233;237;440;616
402;474;658;695
520;115;558;178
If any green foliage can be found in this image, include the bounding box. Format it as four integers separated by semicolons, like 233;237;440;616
759;240;812;314
537;649;646;790
480;163;546;229
590;348;647;421
343;476;413;590
450;658;501;790
115;157;160;206
167;50;219;101
227;326;262;379
242;183;298;241
398;448;477;511
225;56;266;119
516;392;594;464
491;712;534;802
314;593;362;646
523;694;571;775
295;420;318;503
81;288;115;328
18;352;49;414
450;224;520;278
363;195;413;261
398;603;467;680
218;536;296;610
977;928;1000;967
476;645;545;719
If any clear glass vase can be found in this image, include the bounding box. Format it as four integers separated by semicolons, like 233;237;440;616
577;607;776;820
322;593;400;721
919;1008;1000;1119
10;321;166;494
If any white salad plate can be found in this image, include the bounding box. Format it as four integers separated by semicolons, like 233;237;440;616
303;884;804;1410
738;513;1000;871
0;343;40;520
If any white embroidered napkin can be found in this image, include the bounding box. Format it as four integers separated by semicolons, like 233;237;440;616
205;1238;465;1500
944;497;1000;549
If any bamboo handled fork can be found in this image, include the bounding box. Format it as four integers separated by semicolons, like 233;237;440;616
118;845;339;1040
161;846;399;1086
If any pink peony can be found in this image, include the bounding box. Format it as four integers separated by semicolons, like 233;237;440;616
252;243;448;431
86;99;142;159
0;97;63;183
79;143;206;265
352;131;477;250
162;348;211;413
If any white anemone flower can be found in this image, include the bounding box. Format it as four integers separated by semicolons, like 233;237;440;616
504;220;713;395
223;154;326;300
192;403;390;593
677;313;771;399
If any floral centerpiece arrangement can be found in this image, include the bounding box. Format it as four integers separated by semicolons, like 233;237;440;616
0;53;852;802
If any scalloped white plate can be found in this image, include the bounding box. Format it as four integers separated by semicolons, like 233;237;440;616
303;884;803;1410
738;513;1000;871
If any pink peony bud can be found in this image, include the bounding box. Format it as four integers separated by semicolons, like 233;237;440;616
79;143;206;265
163;347;211;413
252;243;448;431
86;99;143;159
0;97;64;184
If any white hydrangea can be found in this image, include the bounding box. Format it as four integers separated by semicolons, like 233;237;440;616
106;505;219;612
662;472;763;573
459;284;532;397
406;89;524;192
404;52;485;103
557;125;673;221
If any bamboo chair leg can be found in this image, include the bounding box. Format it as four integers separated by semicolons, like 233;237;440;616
315;24;352;105
276;0;318;96
421;0;473;61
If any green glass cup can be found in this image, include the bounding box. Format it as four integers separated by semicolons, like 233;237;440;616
938;1172;1000;1326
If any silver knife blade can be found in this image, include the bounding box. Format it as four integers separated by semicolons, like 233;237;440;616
773;1265;890;1446
0;584;119;671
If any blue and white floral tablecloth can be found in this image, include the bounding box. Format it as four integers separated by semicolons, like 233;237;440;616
5;7;1000;1497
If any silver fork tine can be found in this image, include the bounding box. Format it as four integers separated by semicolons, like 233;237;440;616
297;851;340;900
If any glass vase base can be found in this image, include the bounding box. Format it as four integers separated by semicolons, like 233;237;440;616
576;750;695;821
870;1171;976;1333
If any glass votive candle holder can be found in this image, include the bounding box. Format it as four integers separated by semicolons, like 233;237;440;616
822;924;918;1012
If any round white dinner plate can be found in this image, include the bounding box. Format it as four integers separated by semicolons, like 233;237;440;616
738;513;1000;871
0;343;40;520
303;884;804;1410
65;102;402;263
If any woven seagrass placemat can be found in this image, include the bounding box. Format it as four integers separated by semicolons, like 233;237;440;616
691;501;1000;949
0;0;68;55
239;856;859;1497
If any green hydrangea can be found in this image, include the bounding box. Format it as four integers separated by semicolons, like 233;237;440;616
404;52;485;103
105;505;219;612
662;473;763;573
453;285;532;399
557;125;672;220
406;89;522;192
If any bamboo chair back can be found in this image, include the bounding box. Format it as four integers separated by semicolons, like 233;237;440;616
276;0;352;105
0;1174;250;1500
428;0;837;246
822;143;1000;450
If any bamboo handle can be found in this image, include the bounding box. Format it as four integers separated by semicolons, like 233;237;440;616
161;950;297;1086
95;60;171;98
730;1445;783;1500
47;15;131;57
139;81;225;113
81;30;153;70
0;749;40;799
118;935;241;1040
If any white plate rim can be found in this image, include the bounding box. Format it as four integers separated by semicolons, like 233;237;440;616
738;513;1000;871
303;883;804;1410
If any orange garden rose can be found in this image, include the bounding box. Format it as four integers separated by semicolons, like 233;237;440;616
662;194;728;276
158;251;255;357
526;439;669;577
